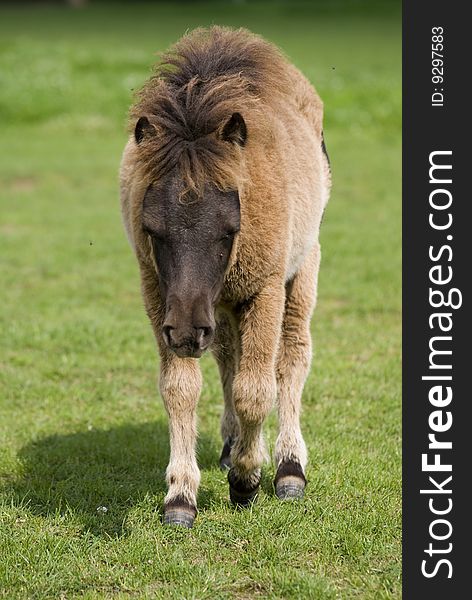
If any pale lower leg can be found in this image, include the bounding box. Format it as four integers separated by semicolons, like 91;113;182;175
228;367;275;503
275;334;310;471
274;244;320;497
159;353;202;523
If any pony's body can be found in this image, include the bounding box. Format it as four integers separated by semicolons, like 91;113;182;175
120;27;330;526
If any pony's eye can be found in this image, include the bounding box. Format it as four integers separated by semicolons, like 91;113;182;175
219;232;234;244
221;228;239;240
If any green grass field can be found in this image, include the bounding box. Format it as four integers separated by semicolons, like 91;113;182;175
0;2;401;598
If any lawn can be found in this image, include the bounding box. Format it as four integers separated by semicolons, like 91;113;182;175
0;2;401;598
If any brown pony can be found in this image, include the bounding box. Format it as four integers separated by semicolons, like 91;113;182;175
120;26;331;527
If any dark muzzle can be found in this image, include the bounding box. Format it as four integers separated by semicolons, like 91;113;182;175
162;294;215;358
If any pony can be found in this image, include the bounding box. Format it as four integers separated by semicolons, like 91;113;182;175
120;26;331;527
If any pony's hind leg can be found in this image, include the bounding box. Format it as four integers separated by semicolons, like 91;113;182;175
213;313;240;470
275;243;320;499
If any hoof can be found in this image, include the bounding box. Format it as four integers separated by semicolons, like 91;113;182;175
229;485;259;506
163;497;197;528
275;478;305;500
228;468;260;507
219;437;233;471
274;460;307;500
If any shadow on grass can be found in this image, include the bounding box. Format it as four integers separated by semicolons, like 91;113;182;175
5;420;219;537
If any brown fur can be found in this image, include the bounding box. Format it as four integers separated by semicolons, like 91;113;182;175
129;27;303;197
120;26;331;515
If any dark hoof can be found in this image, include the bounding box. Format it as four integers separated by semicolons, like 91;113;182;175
228;468;260;507
163;497;197;528
219;437;233;471
229;485;259;506
274;460;307;500
275;479;305;500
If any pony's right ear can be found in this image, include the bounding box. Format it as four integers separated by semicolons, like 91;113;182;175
135;116;155;144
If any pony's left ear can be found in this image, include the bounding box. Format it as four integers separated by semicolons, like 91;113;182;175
221;113;247;146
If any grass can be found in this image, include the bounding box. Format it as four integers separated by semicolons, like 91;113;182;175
0;2;401;598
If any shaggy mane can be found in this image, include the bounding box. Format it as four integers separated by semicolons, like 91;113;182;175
130;26;291;196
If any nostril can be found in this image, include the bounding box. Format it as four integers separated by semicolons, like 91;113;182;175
195;326;213;347
162;325;174;346
201;326;212;339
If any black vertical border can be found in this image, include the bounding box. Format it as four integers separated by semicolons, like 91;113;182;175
403;2;469;598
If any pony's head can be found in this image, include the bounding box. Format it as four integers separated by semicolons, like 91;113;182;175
138;113;246;357
131;26;279;357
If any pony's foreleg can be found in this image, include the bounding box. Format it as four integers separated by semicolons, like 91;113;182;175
159;349;202;527
140;265;201;527
228;277;285;505
275;243;320;499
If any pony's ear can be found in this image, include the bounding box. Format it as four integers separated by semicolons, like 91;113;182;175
221;113;247;146
135;116;155;144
